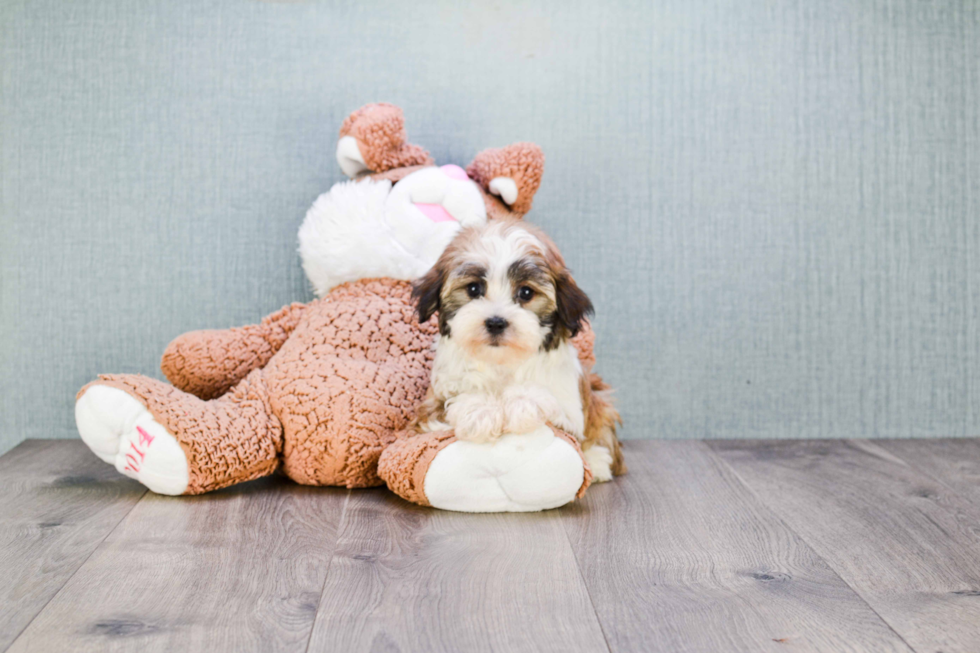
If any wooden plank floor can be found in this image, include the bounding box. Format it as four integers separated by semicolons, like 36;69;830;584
1;439;979;652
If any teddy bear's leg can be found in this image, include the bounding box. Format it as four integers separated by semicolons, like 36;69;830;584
75;383;189;495
378;427;592;513
76;370;282;495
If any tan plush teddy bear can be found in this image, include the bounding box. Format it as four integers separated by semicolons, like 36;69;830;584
75;103;606;512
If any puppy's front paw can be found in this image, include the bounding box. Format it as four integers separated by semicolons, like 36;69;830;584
583;444;614;482
502;385;561;434
446;394;505;443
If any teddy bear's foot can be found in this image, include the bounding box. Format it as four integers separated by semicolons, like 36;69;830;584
75;384;189;495
425;427;585;512
379;426;590;513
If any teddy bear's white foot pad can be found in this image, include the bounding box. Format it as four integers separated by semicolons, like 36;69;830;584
75;385;189;495
423;426;585;513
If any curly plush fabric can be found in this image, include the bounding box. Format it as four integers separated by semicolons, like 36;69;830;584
378;429;457;506
378;426;593;507
554;429;594;499
466;143;545;215
571;327;596;372
161;303;308;401
76;102;607;508
339;103;433;173
266;279;438;487
78;368;282;495
79;284;595;495
80;279;438;493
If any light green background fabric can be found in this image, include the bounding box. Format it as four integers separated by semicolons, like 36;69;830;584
2;0;978;454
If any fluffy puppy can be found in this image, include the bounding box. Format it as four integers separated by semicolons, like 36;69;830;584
411;219;624;481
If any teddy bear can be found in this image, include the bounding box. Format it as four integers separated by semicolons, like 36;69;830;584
75;103;605;512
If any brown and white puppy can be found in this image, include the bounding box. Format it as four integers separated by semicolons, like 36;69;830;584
412;219;624;481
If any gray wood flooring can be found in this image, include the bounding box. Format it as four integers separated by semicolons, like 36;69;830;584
2;439;979;652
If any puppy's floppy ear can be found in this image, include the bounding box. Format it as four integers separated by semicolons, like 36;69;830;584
412;264;446;324
555;271;594;338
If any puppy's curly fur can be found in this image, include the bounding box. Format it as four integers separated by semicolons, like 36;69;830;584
412;219;624;481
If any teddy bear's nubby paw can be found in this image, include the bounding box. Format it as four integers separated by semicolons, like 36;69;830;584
423;426;587;512
75;385;189;495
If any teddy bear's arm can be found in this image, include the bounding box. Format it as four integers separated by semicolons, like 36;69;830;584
160;302;308;400
571;321;596;371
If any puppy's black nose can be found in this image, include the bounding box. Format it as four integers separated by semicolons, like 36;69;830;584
484;316;509;336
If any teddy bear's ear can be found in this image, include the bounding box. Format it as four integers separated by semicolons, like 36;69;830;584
336;103;434;177
465;142;544;216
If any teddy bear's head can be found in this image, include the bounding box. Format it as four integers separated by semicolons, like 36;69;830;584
299;103;545;297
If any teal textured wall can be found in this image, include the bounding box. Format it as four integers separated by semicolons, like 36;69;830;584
2;0;978;453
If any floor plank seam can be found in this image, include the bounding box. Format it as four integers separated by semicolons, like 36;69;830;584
302;490;352;653
3;486;149;653
703;442;920;653
7;440;978;652
558;514;614;653
875;441;980;530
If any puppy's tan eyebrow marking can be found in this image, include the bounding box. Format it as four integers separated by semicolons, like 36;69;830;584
507;259;548;285
453;263;487;280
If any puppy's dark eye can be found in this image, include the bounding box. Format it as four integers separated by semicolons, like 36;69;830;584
466;282;483;298
517;286;535;302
